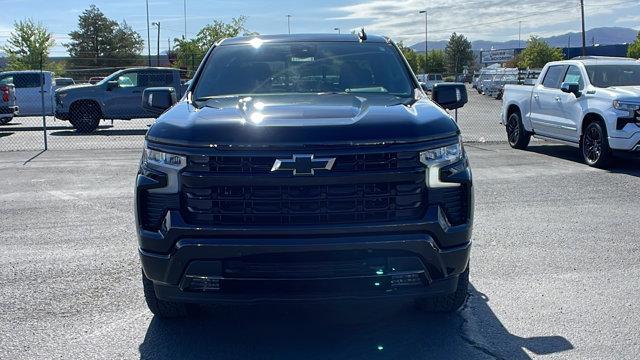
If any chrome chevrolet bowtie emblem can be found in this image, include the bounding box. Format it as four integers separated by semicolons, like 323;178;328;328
271;154;336;176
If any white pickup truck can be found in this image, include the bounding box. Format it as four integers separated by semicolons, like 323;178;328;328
0;70;56;117
501;57;640;167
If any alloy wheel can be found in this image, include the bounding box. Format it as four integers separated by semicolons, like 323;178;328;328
583;125;602;164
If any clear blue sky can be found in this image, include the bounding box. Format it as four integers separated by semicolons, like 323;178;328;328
0;0;638;56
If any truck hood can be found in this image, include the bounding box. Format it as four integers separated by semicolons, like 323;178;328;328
602;86;640;99
55;83;96;93
146;94;460;148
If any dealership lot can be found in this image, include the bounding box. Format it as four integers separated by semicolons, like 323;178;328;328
0;85;505;152
0;144;638;359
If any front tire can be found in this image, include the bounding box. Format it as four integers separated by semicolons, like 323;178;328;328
70;103;100;133
415;267;469;313
142;270;194;318
581;121;612;168
506;112;531;149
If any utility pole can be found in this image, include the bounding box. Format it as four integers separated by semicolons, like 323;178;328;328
146;0;151;66
334;27;340;34
152;22;160;66
419;10;428;73
580;0;586;56
184;0;187;39
287;15;291;34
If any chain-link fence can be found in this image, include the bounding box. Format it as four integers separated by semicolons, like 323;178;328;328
0;67;507;152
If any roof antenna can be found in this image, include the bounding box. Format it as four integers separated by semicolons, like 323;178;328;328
357;28;367;42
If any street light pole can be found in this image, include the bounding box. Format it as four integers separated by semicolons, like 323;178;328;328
146;0;151;66
334;27;340;34
518;21;522;49
419;10;427;73
287;15;291;34
184;0;187;39
152;22;160;66
580;0;586;56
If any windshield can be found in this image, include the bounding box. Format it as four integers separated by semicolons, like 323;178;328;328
193;41;414;99
586;64;640;87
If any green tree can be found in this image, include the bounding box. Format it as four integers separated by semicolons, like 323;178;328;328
397;42;420;74
173;17;255;76
444;33;474;75
2;19;56;71
628;32;640;59
425;50;446;74
518;36;564;69
65;5;144;71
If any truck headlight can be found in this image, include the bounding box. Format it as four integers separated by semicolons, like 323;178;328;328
142;148;186;170
613;100;640;117
140;146;186;194
420;142;465;188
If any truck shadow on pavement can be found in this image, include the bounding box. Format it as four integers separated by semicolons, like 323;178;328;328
527;144;640;177
138;285;573;359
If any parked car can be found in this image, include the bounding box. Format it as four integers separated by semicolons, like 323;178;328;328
0;70;55;116
135;33;473;318
0;83;18;125
501;57;640;167
54;77;76;88
88;77;104;85
55;67;185;133
485;72;518;99
423;73;444;91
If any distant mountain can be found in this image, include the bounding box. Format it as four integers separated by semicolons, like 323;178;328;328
410;27;639;51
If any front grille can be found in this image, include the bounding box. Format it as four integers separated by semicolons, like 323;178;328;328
182;178;426;226
187;152;421;174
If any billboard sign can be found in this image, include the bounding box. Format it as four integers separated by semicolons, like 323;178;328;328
481;49;516;64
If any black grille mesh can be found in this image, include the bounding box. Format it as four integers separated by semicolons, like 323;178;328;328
182;179;426;226
187;152;421;174
141;192;179;230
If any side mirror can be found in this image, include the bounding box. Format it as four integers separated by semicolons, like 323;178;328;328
560;82;581;97
432;83;468;110
106;81;119;90
142;87;177;117
419;82;428;92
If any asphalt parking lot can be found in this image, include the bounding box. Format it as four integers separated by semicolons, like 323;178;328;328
1;143;638;359
0;85;504;152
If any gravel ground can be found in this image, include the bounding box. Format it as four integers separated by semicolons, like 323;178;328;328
0;144;638;359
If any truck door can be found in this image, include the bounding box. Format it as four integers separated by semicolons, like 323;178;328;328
530;65;568;138
105;70;144;119
557;65;587;143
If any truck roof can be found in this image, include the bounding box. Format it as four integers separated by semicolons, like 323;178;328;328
548;57;639;67
219;33;389;46
0;70;55;74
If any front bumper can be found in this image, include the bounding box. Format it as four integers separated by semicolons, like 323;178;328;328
138;205;472;303
609;126;640;152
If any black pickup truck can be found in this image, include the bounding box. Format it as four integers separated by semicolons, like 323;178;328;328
135;33;473;318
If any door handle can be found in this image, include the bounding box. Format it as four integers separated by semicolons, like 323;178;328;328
533;94;539;100
555;96;561;102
